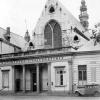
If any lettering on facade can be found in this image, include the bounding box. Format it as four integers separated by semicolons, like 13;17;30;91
0;56;71;66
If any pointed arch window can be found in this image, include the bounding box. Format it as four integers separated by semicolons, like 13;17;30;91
44;20;62;48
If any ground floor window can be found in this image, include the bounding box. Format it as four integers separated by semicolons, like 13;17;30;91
78;65;87;85
2;70;9;88
55;67;65;86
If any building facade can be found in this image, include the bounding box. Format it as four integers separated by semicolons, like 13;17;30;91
0;0;100;94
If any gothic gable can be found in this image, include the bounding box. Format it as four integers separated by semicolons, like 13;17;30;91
32;0;89;50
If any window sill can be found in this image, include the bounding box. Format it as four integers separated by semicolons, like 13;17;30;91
2;86;9;88
55;85;66;87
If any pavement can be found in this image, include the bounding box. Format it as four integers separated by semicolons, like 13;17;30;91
0;96;100;100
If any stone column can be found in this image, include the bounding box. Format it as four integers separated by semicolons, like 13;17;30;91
12;66;15;93
48;63;51;93
22;65;26;92
36;64;40;93
68;59;73;93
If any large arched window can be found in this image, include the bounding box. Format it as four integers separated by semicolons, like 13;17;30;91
44;20;62;48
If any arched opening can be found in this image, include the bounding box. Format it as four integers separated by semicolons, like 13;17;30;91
44;20;62;48
49;6;55;13
29;42;34;47
29;42;34;49
74;35;79;41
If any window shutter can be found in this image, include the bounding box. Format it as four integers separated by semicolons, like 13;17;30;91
2;71;9;88
91;67;96;82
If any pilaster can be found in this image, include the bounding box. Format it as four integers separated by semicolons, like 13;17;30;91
22;65;26;92
48;63;51;93
36;64;40;93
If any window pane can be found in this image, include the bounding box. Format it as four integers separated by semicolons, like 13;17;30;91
83;71;87;80
79;71;82;80
55;68;64;86
55;70;60;86
60;70;63;74
44;24;52;47
53;22;62;48
60;74;63;85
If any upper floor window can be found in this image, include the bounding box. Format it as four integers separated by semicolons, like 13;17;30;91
44;20;62;48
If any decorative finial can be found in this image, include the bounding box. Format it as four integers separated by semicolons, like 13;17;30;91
24;19;30;42
79;0;89;31
81;0;85;5
24;30;30;42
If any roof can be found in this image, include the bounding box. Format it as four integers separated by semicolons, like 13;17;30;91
0;38;21;49
74;27;89;41
0;27;27;50
77;40;100;52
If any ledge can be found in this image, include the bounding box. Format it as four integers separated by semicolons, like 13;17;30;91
55;85;66;87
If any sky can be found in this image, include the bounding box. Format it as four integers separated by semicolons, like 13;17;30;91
0;0;100;37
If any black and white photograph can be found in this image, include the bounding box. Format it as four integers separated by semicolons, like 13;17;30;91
0;0;100;100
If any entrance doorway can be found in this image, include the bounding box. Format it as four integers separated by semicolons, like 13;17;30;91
15;79;20;92
40;64;48;91
32;72;37;91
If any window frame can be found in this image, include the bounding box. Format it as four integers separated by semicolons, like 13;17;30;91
55;66;66;87
78;65;87;81
44;20;62;48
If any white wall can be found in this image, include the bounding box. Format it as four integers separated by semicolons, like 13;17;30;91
0;42;14;54
73;54;100;85
51;61;69;92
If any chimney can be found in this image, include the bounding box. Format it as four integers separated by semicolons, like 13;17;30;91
4;27;11;42
7;27;10;35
